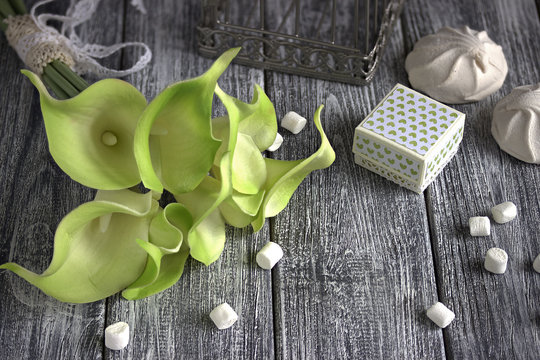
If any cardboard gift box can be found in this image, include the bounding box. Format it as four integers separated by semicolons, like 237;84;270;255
353;84;465;193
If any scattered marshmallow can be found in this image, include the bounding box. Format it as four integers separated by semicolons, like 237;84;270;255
426;302;455;328
209;303;238;330
491;201;517;224
484;247;508;274
267;133;283;152
533;254;540;273
281;111;307;134
469;216;490;236
105;322;130;350
256;242;284;270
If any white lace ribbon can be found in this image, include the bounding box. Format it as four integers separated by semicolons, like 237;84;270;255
7;0;152;78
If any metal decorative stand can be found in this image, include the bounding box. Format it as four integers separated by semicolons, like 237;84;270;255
198;0;405;85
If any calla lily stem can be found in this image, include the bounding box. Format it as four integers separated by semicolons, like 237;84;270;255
0;0;15;18
51;60;89;92
43;64;80;98
9;0;25;15
42;73;69;100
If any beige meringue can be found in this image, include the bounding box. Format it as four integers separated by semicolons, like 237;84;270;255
492;83;540;164
405;26;508;104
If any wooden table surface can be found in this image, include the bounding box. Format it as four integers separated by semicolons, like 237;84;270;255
1;0;539;359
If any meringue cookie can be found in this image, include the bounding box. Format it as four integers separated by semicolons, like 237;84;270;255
405;26;508;104
491;83;540;163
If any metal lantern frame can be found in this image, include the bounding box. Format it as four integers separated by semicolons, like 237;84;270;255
198;0;405;85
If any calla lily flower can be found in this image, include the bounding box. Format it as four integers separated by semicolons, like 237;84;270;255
134;48;241;195
0;189;158;303
24;71;147;190
175;152;232;266
214;88;336;233
122;202;192;300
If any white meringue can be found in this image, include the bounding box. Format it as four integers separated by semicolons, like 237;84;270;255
492;83;540;164
405;26;508;104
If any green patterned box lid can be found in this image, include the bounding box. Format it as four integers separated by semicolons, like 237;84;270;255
359;84;464;157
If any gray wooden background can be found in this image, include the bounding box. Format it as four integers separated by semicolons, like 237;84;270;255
0;0;539;359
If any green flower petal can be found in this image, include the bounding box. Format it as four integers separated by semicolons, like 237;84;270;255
215;84;277;151
219;190;264;228
238;84;277;151
23;70;146;190
186;209;226;266
251;105;335;232
211;115;231;142
134;48;240;194
122;203;192;300
214;86;267;194
231;133;267;194
0;190;157;303
175;153;232;265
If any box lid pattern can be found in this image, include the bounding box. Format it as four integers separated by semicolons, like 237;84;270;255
361;86;461;156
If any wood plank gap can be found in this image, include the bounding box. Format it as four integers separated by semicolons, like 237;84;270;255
118;0;129;70
424;187;450;360
102;297;109;360
269;216;279;360
264;66;280;360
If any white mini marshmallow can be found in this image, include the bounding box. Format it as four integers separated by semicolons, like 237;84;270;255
105;322;130;350
533;254;540;273
267;133;283;152
256;242;284;270
426;302;455;328
210;303;238;330
281;111;307;134
491;201;517;224
484;247;508;274
469;216;490;236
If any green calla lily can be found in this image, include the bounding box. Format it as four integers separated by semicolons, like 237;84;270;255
134;48;240;194
122;202;192;300
175;153;233;265
212;85;270;225
23;71;147;190
0;189;158;303
214;87;335;233
251;105;336;232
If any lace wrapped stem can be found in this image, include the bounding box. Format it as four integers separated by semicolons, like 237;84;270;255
1;0;151;98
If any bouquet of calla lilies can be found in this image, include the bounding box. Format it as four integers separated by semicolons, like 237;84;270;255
0;48;336;303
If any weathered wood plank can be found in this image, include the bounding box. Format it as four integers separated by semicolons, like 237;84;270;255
265;1;445;357
105;1;274;359
0;1;125;359
402;0;540;358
